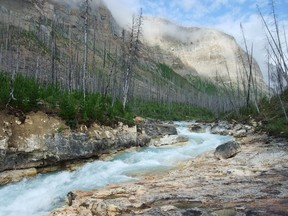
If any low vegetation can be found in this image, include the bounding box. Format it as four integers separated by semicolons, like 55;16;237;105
223;90;288;138
0;72;215;128
131;99;214;121
0;72;133;128
0;0;286;139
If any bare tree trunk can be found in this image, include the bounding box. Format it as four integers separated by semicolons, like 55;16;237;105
258;2;288;83
82;0;90;99
6;68;16;107
51;21;56;86
122;9;143;109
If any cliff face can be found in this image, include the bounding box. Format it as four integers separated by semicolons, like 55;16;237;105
142;17;265;86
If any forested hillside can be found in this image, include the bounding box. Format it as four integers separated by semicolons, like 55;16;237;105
1;0;284;130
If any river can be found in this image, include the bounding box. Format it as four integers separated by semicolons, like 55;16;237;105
0;122;232;216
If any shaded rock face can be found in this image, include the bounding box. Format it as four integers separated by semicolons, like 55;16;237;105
43;129;139;164
214;141;241;160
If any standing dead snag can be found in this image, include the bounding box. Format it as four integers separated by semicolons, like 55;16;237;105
122;9;143;110
258;0;288;120
81;0;91;100
240;23;260;113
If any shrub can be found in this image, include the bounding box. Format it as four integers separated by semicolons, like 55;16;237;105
0;73;10;107
59;93;78;128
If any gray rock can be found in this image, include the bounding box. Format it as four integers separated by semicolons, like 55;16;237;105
182;208;211;216
0;129;148;173
234;129;247;138
137;134;151;147
189;124;204;133
214;141;241;160
211;126;229;135
141;123;177;138
234;124;243;131
218;121;230;129
66;191;77;206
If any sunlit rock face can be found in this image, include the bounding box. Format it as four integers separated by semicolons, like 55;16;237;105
143;17;265;87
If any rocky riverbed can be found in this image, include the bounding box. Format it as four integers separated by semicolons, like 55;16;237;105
49;131;288;216
1;113;288;215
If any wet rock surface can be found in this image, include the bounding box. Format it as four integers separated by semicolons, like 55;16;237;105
188;121;255;138
0;112;178;184
49;133;288;216
139;121;178;138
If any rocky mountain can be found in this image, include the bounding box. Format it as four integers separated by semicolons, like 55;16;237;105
0;0;266;112
142;17;265;86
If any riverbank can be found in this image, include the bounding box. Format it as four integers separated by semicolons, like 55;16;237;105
0;111;182;185
49;132;288;216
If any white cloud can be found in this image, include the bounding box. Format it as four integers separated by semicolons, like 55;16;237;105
102;0;140;28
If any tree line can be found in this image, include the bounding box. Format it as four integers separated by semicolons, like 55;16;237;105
1;0;285;126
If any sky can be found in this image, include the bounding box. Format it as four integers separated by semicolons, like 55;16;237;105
103;0;288;80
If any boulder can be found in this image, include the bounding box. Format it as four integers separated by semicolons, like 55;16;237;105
188;124;204;133
140;123;177;138
137;134;151;147
234;129;247;138
211;125;230;135
214;141;241;160
210;121;255;137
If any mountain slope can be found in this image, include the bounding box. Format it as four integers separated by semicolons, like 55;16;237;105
142;17;265;88
0;0;266;113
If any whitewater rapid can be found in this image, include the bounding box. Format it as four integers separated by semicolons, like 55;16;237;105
0;122;232;216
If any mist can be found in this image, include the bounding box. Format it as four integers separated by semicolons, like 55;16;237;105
102;0;140;29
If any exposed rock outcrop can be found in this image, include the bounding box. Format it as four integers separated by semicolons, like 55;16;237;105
49;134;288;216
0;112;181;184
143;17;265;88
0;112;149;179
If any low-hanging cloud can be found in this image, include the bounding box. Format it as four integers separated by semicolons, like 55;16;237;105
102;0;141;29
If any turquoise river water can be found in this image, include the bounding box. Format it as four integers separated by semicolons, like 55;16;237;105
0;122;232;216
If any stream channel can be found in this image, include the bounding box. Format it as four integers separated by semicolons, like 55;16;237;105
0;122;232;216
